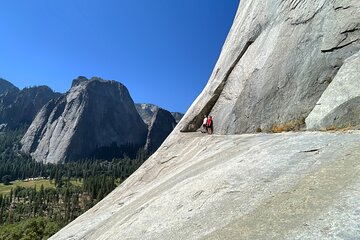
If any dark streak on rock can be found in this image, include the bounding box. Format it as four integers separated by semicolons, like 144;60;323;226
334;6;351;11
321;39;360;53
181;40;256;132
300;148;321;153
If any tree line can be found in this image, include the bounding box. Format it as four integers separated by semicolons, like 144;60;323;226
0;127;149;239
0;127;147;184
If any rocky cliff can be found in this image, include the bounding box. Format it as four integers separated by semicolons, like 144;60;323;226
171;112;184;123
21;77;148;163
177;0;360;133
50;0;360;239
136;103;178;154
136;104;183;125
135;103;160;126
0;78;19;94
0;82;61;130
144;108;177;154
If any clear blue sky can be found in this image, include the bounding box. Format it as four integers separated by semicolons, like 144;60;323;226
0;0;239;113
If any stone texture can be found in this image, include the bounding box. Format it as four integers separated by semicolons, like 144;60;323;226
21;77;148;163
144;108;177;154
50;131;360;240
0;78;19;94
135;103;160;126
50;0;360;239
306;51;360;129
135;103;178;154
171;112;184;123
71;75;89;88
0;85;61;129
177;0;360;134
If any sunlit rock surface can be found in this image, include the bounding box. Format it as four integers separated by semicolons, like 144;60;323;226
306;51;360;130
178;0;360;134
51;131;360;239
21;77;148;163
51;0;360;239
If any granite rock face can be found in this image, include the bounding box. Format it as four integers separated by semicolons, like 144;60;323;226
136;103;178;154
0;84;61;129
177;0;360;134
144;108;177;154
0;78;19;94
135;103;160;126
21;77;148;163
50;1;360;239
306;51;360;129
171;112;184;123
50;131;360;240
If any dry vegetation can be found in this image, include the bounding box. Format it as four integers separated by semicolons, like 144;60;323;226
270;118;306;133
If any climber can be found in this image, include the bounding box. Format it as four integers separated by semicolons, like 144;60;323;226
202;115;208;133
207;115;213;134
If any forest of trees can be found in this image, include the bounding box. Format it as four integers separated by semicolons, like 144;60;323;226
0;127;148;239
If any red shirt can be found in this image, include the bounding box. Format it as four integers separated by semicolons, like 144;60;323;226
207;117;212;126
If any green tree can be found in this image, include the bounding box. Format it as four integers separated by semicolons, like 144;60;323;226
1;175;12;185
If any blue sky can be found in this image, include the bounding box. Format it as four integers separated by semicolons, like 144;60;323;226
0;0;239;113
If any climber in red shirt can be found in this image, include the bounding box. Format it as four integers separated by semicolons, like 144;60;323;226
207;115;213;134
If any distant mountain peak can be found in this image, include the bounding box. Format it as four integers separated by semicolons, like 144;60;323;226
135;103;160;126
71;76;125;90
0;78;19;94
71;76;89;87
171;112;184;123
22;78;148;163
0;80;61;130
